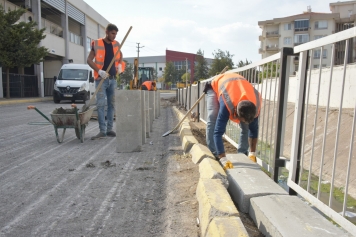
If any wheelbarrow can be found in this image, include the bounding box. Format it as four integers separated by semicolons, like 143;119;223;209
27;104;96;143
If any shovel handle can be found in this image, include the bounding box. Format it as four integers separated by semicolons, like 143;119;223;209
27;105;36;110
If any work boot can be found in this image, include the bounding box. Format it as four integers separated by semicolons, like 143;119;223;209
91;132;106;140
249;155;257;163
106;130;116;137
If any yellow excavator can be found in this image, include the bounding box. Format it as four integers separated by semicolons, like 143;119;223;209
130;58;157;90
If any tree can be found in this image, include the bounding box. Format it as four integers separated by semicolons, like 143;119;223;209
194;49;209;81
163;61;175;83
119;60;133;86
259;62;280;79
181;72;190;83
236;58;259;83
237;59;252;68
0;5;48;98
209;49;234;76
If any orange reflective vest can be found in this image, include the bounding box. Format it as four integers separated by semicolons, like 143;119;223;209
91;38;125;79
142;81;155;91
211;73;262;123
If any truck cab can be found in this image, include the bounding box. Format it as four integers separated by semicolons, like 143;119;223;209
53;64;95;104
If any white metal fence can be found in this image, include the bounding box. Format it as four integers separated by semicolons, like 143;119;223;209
176;27;356;234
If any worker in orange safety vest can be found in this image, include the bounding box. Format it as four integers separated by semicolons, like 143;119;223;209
141;81;156;91
203;72;262;170
87;23;125;140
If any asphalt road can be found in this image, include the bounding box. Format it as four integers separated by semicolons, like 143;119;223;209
0;100;187;237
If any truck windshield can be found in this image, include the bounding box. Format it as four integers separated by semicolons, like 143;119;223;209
58;69;88;81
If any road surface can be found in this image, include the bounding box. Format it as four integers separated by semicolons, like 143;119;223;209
0;100;199;237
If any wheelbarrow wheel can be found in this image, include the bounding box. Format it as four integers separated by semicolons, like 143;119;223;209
75;124;86;141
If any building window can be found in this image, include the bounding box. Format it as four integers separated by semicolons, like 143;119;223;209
69;32;83;46
284;37;292;45
314;35;326;40
294;19;309;32
86;37;92;56
294;34;309;45
313;49;327;59
173;60;190;71
315;21;328;30
284;23;292;30
349;10;353;17
159;67;162;71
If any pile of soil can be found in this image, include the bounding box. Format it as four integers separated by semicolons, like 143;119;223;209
189;121;237;154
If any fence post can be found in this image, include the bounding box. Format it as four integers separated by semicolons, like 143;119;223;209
185;85;188;110
197;81;200;122
288;50;309;195
189;84;192;110
272;47;294;183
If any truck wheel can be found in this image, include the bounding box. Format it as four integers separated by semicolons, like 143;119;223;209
54;99;60;104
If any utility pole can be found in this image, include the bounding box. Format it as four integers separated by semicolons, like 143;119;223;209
136;42;144;67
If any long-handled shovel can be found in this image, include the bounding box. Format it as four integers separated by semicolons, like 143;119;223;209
81;26;133;112
162;66;229;137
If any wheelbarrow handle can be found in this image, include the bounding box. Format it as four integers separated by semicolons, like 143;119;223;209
71;104;77;108
27;105;54;125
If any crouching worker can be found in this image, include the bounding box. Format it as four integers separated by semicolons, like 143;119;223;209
204;72;262;170
141;81;156;91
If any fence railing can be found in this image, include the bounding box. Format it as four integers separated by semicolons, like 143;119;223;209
176;26;356;234
2;73;38;98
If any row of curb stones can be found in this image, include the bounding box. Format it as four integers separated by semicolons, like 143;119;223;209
172;106;351;237
172;106;249;237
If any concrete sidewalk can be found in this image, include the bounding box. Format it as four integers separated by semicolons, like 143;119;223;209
0;97;52;106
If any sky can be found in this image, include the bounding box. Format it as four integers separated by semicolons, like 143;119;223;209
83;0;332;64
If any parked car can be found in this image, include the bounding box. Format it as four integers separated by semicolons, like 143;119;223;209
53;64;95;104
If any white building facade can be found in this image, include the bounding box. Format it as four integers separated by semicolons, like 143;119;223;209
0;0;110;98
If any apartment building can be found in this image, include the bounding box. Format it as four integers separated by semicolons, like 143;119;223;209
0;0;110;98
330;1;356;65
258;6;338;74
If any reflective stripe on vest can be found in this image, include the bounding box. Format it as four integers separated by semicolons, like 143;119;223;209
92;39;121;79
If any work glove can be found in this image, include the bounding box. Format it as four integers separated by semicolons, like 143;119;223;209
117;64;123;74
203;81;212;94
219;157;234;170
98;69;109;79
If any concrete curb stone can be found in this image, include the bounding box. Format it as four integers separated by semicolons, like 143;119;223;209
206;216;249;237
190;144;215;164
199;158;229;188
173;106;250;236
196;178;240;237
182;134;199;153
226;154;288;213
249;195;350;237
0;97;52;105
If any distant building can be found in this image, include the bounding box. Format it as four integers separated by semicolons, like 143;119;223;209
258;7;338;74
124;50;213;84
258;1;356;75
